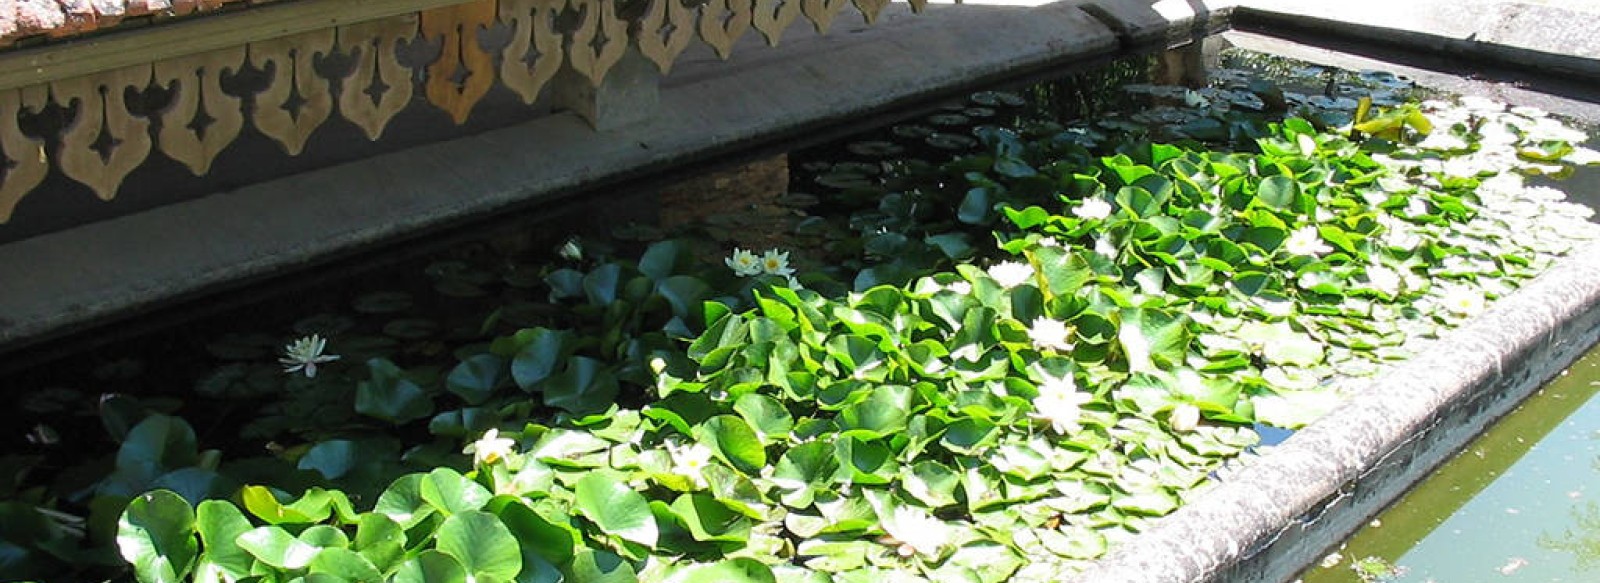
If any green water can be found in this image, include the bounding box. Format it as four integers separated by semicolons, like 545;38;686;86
1300;340;1600;582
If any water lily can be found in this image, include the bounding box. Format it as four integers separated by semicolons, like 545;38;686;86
1073;197;1113;220
1094;234;1119;259
1441;286;1485;316
944;280;973;295
1365;264;1403;296
1032;389;1093;435
761;249;796;277
279;334;340;378
1283;226;1332;257
1168;403;1201;432
464;428;517;467
881;505;952;559
1403;197;1430;218
558;238;584;261
725;248;762;276
987;261;1034;288
666;440;714;489
1028;317;1074;352
1035;370;1078;397
1378;216;1424;249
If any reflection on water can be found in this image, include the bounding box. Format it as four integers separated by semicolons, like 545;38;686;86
1299;342;1600;582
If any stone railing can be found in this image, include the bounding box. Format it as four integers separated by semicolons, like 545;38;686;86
0;0;926;224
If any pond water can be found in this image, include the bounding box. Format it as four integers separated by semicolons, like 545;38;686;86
1298;340;1600;583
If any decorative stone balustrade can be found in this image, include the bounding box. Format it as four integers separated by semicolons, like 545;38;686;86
0;0;926;223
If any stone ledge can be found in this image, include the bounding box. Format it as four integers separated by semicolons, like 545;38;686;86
1233;0;1600;81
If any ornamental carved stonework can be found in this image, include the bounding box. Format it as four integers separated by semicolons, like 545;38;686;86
0;0;920;223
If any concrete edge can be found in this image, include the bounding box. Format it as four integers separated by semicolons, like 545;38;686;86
1068;242;1600;583
1230;2;1600;82
0;0;1161;352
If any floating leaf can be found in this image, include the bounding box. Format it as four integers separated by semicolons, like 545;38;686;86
117;490;198;583
696;415;768;475
575;472;658;548
435;510;522;582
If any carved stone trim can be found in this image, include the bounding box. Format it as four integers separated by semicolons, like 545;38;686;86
422;0;500;125
0;0;906;224
0;86;49;221
339;15;420;140
154;46;248;175
251;29;338;156
54;65;155;200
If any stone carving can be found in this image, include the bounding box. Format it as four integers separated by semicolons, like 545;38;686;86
752;0;804;46
0;86;49;221
154;46;247;175
54;65;154;200
250;29;337;156
697;0;754;59
0;0;914;223
499;0;566;102
339;15;419;140
636;0;697;74
565;0;629;86
422;0;499;125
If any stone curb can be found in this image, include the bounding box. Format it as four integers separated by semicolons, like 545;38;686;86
1068;242;1600;582
1232;0;1600;82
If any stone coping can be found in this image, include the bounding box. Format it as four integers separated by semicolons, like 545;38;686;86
1231;0;1600;80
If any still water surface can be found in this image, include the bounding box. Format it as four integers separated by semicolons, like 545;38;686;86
1301;341;1600;582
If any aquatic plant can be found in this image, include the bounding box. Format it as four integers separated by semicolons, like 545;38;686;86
7;51;1600;582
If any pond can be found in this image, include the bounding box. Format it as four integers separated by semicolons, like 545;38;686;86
4;34;1600;583
1297;340;1600;583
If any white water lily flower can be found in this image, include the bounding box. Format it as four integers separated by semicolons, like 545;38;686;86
666;440;715;489
1378;216;1424;249
1028;317;1074;352
1094;235;1119;260
761;249;796;277
725;248;762;276
1441;286;1486;316
1365;264;1403;297
987;261;1035;288
1031;387;1094;435
1283;226;1332;257
1168;403;1201;432
279;334;340;378
882;505;952;559
1035;371;1078;398
558;239;584;261
464;428;518;467
1073;198;1113;220
944;280;973;295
